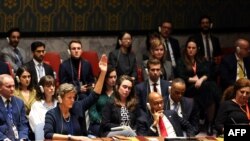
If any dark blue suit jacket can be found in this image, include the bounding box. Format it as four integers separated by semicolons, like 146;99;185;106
44;92;99;139
165;97;200;134
59;58;95;94
0;96;28;140
24;60;54;87
136;109;195;137
220;53;250;90
135;79;170;112
0;61;11;75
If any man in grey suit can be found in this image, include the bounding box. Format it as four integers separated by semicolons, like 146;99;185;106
1;28;27;72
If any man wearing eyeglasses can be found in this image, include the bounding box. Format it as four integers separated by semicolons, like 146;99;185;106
0;74;28;141
24;41;54;87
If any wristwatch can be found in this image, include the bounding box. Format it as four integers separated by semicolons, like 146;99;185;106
68;134;71;140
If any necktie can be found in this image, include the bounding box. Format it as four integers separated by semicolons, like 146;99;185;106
165;40;171;61
173;102;178;112
38;63;43;80
153;83;158;92
13;48;23;66
238;60;245;78
6;99;13;122
205;35;211;61
159;116;168;137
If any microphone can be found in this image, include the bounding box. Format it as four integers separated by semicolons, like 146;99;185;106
231;117;237;124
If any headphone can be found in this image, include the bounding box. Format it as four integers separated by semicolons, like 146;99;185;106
236;46;241;53
158;26;161;32
67;49;71;56
15;76;20;83
39;85;44;93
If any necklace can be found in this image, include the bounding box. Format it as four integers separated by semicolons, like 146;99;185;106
63;114;71;122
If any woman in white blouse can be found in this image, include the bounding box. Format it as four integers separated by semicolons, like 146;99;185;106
29;75;57;140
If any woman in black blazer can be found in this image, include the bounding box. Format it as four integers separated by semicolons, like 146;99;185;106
100;75;139;137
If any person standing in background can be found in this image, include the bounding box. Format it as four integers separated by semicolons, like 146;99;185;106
1;28;27;72
108;32;137;83
24;41;54;88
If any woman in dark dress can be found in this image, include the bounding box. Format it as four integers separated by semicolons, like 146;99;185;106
100;75;138;137
88;67;117;136
176;39;220;135
215;78;250;135
108;32;137;82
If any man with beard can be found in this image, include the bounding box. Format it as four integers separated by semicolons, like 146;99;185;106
1;28;27;72
24;41;54;87
188;15;222;62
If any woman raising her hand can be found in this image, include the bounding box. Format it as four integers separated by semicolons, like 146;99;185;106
44;54;108;141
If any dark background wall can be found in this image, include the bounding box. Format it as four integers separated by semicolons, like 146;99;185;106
0;0;249;36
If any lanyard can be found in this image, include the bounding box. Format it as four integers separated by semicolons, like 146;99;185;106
239;104;250;120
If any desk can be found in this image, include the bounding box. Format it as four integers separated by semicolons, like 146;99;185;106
93;136;219;141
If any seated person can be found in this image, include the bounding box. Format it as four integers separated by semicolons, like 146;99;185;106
29;75;57;140
0;74;29;141
100;75;138;137
88;67;117;136
165;78;200;134
215;78;250;136
44;54;107;140
136;92;195;137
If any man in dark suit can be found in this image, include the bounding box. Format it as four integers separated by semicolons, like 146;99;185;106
0;74;28;141
1;28;28;72
59;40;95;98
220;38;250;91
165;78;199;134
24;41;54;87
188;15;222;62
136;92;195;137
0;61;11;75
159;20;181;68
135;58;170;113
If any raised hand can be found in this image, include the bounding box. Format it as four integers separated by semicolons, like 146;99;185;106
99;54;108;72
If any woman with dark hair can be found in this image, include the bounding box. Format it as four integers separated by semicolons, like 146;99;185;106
215;78;250;136
100;75;138;137
175;39;220;135
28;75;57;140
108;32;137;82
14;66;36;115
143;37;174;81
88;67;117;136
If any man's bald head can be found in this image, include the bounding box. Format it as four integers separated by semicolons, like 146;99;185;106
148;92;164;113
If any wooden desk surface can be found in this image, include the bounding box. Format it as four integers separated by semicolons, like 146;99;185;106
92;136;218;141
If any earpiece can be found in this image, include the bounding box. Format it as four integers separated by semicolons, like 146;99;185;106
236;46;241;53
158;26;161;32
58;95;62;103
146;103;151;111
118;40;122;45
6;37;9;43
53;71;57;80
15;76;20;83
39;85;44;93
67;49;71;55
210;23;213;29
